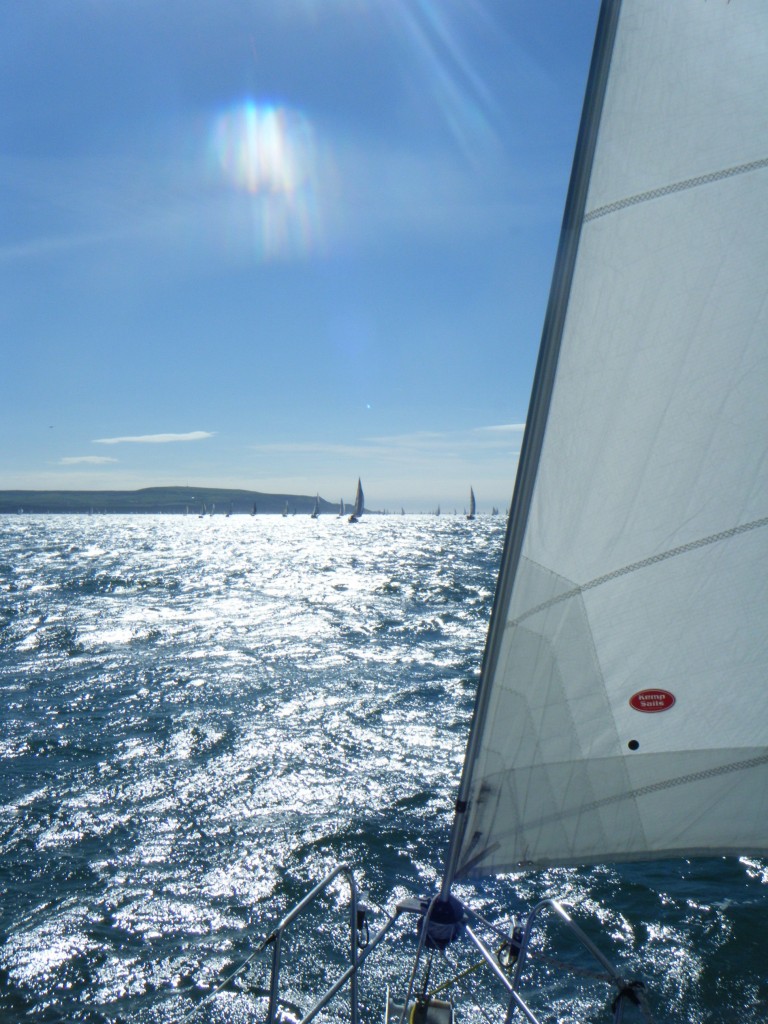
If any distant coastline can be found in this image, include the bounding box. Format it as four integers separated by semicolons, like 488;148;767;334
0;487;345;516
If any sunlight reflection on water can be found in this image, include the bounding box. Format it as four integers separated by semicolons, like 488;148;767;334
1;514;766;1022
1;514;502;1020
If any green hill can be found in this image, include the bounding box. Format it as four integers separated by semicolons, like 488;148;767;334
0;487;346;516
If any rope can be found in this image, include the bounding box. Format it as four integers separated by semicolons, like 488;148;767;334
428;937;614;995
436;950;498;1024
169;940;269;1023
454;909;615;984
428;958;486;996
433;943;654;1024
152;897;647;1023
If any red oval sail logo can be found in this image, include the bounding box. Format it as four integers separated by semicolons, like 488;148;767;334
629;689;676;713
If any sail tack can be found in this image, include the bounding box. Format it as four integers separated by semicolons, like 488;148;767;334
450;0;768;877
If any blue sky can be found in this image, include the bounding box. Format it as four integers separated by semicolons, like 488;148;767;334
1;0;600;512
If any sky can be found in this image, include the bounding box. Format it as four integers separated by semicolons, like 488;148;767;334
1;0;601;512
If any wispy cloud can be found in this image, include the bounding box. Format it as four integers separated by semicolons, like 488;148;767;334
94;431;214;445
248;424;524;462
474;423;526;434
60;455;119;465
247;424;523;508
0;229;133;264
368;425;525;455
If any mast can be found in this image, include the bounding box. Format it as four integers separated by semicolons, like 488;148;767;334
440;0;623;900
442;0;768;882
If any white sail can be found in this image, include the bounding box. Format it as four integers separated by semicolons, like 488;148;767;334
448;0;768;878
349;478;364;521
466;488;476;520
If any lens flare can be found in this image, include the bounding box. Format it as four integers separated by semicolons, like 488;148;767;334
211;100;326;260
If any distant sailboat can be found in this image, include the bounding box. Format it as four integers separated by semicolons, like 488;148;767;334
337;498;344;518
310;494;320;519
348;478;364;523
251;502;257;516
435;504;441;517
226;502;233;518
198;503;206;518
466;486;476;520
282;501;289;518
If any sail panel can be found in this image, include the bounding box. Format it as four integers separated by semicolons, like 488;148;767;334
454;0;768;874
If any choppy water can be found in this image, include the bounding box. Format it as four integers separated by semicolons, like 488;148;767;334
0;515;765;1023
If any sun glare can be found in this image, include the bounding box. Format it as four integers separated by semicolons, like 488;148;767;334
210;100;326;260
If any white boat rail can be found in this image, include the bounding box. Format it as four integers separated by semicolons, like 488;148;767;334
250;867;652;1024
259;864;405;1024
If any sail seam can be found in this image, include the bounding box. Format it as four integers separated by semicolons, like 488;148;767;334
584;156;768;222
509;515;768;627
458;753;768;875
514;753;768;835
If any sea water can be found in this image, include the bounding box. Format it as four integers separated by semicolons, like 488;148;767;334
0;515;765;1023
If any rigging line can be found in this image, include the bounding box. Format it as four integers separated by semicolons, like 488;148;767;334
439;0;625;902
431;946;612;992
508;514;768;629
584;155;768;222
